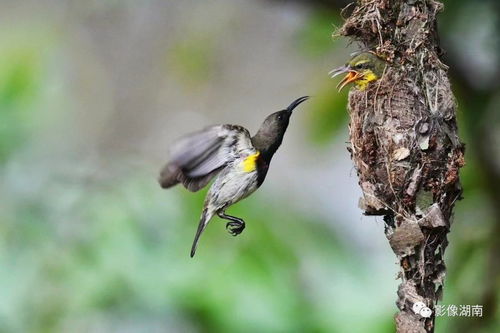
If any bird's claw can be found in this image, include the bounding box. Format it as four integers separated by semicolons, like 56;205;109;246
226;222;245;236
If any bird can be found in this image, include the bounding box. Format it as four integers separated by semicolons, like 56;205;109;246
158;96;310;257
329;52;386;91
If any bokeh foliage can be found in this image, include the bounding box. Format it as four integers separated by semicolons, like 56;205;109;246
0;1;498;332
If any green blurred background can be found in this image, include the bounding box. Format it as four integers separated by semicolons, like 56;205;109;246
0;0;498;332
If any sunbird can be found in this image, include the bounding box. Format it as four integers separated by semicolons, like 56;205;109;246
159;96;309;257
329;52;386;91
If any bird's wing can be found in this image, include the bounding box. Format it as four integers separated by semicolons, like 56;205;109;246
159;124;255;192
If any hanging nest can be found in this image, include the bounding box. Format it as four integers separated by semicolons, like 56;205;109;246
337;0;465;332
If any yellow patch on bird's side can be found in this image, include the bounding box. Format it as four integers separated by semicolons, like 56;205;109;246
355;70;378;90
242;151;260;172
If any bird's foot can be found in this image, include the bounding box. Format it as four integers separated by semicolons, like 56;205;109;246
226;221;245;236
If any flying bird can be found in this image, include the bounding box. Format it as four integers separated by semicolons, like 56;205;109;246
159;96;310;257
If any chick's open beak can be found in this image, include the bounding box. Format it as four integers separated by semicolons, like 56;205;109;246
329;65;364;92
337;71;363;91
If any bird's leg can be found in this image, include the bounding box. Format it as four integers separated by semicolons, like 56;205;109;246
217;211;245;236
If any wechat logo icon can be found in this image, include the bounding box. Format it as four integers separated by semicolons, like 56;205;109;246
412;302;432;318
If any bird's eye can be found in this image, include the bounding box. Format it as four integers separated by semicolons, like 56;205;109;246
277;115;283;120
354;63;364;70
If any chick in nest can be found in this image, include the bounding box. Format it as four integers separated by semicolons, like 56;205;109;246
330;52;386;91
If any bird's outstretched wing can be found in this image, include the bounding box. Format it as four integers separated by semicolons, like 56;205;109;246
159;124;255;192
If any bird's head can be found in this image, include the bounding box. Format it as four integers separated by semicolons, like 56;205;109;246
330;52;386;91
253;96;309;154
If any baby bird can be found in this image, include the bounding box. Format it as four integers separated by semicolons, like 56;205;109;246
329;52;386;91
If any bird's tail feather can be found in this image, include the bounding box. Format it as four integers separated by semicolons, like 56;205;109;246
190;209;212;257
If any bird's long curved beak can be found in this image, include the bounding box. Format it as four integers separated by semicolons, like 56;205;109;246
287;96;309;112
329;65;363;92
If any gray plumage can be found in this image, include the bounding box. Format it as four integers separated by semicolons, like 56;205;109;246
159;96;309;257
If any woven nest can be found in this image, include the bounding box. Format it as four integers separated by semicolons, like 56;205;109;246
347;67;463;220
337;1;465;331
336;0;464;221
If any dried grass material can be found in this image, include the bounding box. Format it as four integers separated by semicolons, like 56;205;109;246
339;1;464;332
340;0;444;64
347;67;463;217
